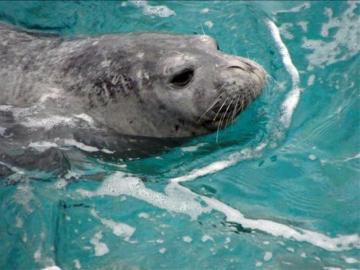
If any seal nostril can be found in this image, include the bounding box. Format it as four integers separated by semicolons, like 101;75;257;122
216;42;220;51
243;61;256;72
228;65;246;71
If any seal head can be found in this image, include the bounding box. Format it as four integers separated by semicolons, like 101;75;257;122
59;33;266;139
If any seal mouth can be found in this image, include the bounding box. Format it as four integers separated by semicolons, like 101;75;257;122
200;97;245;130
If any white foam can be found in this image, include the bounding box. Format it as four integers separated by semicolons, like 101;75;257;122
131;1;175;17
287;247;295;252
101;148;115;154
55;178;68;189
278;2;311;13
64;139;114;154
64;170;82;180
22;233;27;243
41;267;61;270
264;251;272;261
204;21;214;29
91;209;135;241
19;111;94;132
302;2;360;69
14;183;34;213
28;141;59;152
0;105;13;111
74;113;95;126
74;259;81;269
225;237;231;244
343;153;360;162
105;171;360;251
203;196;360;251
182;236;192;243
159;247;166;254
307;74;315;86
1;103;95;135
181;143;206;153
297;21;308;32
34;246;42;262
90;231;109;256
0;126;6;136
342;256;358;264
279;23;294;40
22;115;75;130
171;160;234;183
78;172;210;220
79;144;359;253
64;139;99;152
79;144;263;219
201;234;214;242
172;142;266;184
138;212;150;219
267;20;301;128
15;216;23;228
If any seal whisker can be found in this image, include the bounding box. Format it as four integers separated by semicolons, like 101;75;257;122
197;92;223;123
198;81;228;123
231;96;240;130
213;97;229;122
216;117;222;143
227;97;238;130
224;99;236;128
266;73;281;88
229;95;240;127
239;98;244;114
249;82;256;100
215;98;230;142
216;98;233;142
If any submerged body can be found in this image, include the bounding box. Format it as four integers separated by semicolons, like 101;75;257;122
0;23;266;174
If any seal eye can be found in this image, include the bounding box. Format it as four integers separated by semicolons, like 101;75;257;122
170;68;194;87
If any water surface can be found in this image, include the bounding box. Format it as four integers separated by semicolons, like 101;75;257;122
0;1;359;269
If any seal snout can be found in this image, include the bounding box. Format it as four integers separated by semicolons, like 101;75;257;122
199;58;266;131
217;58;266;101
224;58;266;88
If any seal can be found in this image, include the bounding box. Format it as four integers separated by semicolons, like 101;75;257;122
0;23;266;173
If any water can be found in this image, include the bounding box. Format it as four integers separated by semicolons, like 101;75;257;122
0;1;359;269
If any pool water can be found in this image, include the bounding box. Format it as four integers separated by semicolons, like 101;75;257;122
0;1;359;269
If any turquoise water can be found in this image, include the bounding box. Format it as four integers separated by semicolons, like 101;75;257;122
0;1;359;269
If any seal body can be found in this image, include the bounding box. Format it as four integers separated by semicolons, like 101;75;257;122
0;23;266;173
